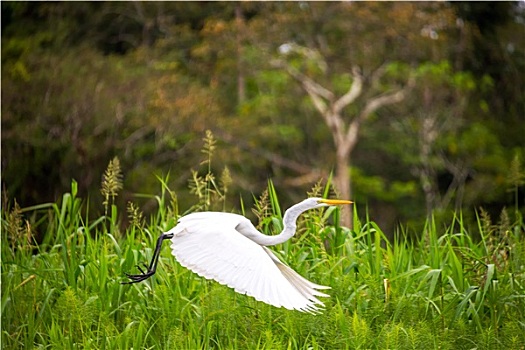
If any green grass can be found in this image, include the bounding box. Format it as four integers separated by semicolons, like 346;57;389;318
2;179;524;349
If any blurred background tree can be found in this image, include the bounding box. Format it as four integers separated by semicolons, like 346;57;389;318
2;2;523;233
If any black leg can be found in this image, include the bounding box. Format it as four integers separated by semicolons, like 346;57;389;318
122;233;174;284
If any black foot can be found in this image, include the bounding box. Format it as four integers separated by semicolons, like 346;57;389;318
122;233;173;285
136;262;149;274
122;263;155;284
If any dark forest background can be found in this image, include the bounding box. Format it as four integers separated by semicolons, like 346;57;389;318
2;2;524;232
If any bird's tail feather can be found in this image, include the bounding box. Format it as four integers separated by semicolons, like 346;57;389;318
262;247;330;307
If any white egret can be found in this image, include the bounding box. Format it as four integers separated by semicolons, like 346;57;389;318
124;197;352;313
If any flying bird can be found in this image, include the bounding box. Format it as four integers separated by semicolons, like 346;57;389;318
124;197;352;313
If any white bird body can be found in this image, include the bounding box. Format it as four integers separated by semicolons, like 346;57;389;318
124;197;352;313
168;211;330;312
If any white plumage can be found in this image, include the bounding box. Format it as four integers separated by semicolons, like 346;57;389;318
124;197;352;313
168;212;329;312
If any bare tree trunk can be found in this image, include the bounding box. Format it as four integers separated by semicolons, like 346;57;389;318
273;51;413;227
335;151;352;225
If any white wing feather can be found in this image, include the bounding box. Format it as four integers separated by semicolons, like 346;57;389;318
167;212;330;312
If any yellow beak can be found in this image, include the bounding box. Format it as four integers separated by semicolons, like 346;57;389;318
319;199;353;205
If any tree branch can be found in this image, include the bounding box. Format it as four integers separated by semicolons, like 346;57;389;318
217;131;317;175
302;82;330;116
357;88;407;122
272;59;333;100
332;66;363;114
283;170;327;187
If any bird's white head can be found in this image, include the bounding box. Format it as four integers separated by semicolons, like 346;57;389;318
283;197;353;228
276;197;354;245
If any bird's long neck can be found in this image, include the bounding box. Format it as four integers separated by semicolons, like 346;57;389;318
257;201;313;246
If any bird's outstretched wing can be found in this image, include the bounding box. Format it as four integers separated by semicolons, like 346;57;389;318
168;212;330;313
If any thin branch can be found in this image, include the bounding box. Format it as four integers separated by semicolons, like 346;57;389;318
217;131;316;175
357;88;407;122
283;170;327;187
272;59;334;100
368;62;388;88
332;66;363;114
302;82;330;116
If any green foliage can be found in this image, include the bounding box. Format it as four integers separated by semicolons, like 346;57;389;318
2;171;524;348
188;130;231;212
3;199;32;254
101;156;123;215
127;201;144;230
351;167;418;202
